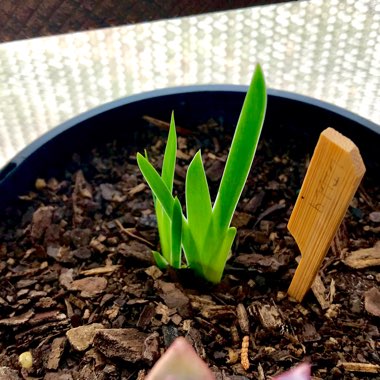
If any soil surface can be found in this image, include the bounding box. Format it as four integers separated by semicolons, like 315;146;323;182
0;116;379;380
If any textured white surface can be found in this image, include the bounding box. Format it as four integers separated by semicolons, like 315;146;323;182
0;0;379;168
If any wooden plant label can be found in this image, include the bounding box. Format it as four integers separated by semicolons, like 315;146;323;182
287;127;365;302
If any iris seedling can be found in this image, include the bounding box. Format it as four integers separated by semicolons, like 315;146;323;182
148;113;182;270
137;64;267;283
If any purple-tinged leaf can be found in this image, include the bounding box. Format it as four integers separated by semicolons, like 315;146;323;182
273;363;311;380
146;337;215;380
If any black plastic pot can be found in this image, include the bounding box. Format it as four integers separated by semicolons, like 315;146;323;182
0;86;379;211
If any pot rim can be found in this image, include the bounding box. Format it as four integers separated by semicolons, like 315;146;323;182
4;85;379;171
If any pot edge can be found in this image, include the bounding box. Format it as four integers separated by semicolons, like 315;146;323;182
2;85;379;172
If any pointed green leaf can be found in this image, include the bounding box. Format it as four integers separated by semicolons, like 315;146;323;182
185;151;212;247
143;148;172;262
152;251;169;269
137;153;174;217
213;64;267;231
181;220;203;277
202;227;237;284
156;202;171;262
145;120;177;264
161;112;177;191
170;197;183;269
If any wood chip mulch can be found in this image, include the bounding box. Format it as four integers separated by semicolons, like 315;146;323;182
0;116;379;379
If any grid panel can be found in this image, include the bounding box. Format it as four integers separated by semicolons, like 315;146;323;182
0;0;379;167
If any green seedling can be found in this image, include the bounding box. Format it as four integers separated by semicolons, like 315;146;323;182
137;64;267;283
148;113;182;270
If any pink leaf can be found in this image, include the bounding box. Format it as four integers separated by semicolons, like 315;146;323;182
147;336;310;380
146;337;215;380
273;363;311;380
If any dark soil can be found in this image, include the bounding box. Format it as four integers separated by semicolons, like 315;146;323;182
0;116;379;380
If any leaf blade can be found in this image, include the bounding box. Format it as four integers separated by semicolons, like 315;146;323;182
185;151;212;247
213;64;267;231
137;153;174;217
181;220;203;277
202;226;236;284
152;251;169;269
170;197;183;269
155;201;171;262
161;112;177;191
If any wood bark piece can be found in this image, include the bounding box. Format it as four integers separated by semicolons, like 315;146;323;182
46;337;67;370
0;310;34;326
338;361;380;373
72;170;93;226
200;305;236;320
30;206;55;240
155;280;191;317
310;273;330;310
186;327;206;359
128;183;146;196
330;222;349;257
0;367;21;380
94;328;148;363
79;265;121;276
250;302;283;330
28;310;67;326
236;303;250;335
137;303;156;328
288;128;365;302
66;323;105;351
234;252;284;272
343;241;380;269
16;320;70;349
69;276;107;298
143;332;160;364
364;287;380;317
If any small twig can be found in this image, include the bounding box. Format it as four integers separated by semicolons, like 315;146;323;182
253;202;286;228
80;265;121;276
143;115;193;136
338;361;380;373
115;219;154;248
128;183;146;197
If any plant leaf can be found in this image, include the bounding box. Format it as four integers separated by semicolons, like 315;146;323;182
213;64;267;231
273;363;311;379
152;251;169;269
202;226;236;284
155;202;171;263
146;117;177;264
185;151;212;250
137;153;174;217
170;197;183;269
144;147;172;263
161;112;177;191
181;220;204;278
146;337;215;380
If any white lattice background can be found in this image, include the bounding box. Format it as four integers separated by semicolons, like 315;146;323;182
0;0;379;168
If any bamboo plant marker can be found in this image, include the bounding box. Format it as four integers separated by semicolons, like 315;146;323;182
287;127;365;302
